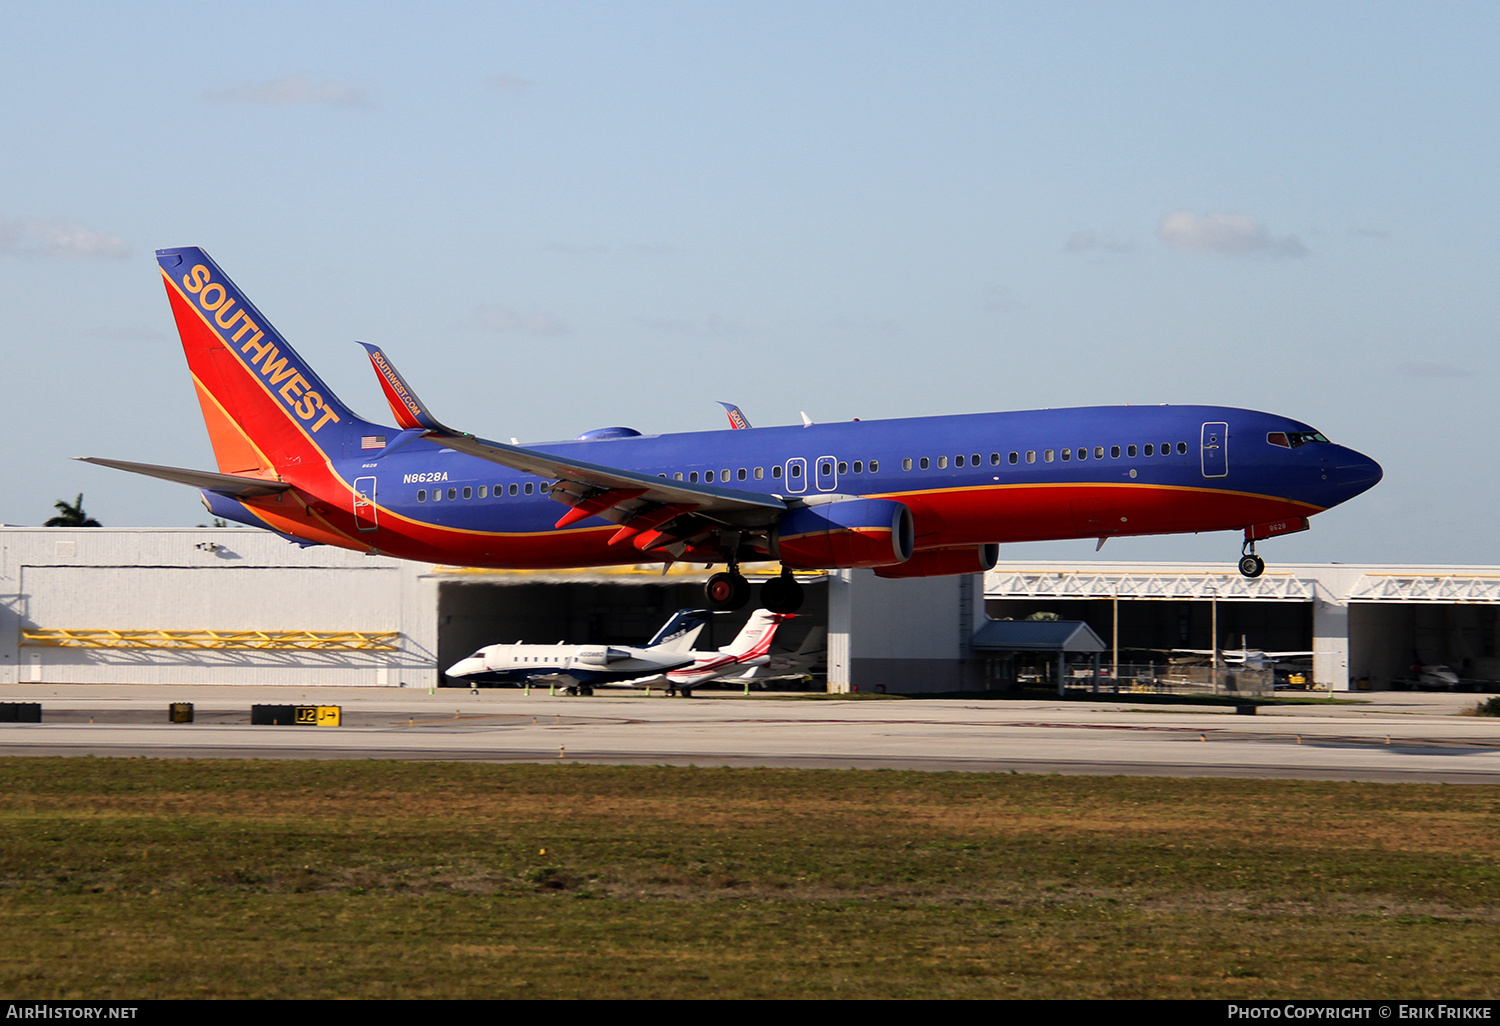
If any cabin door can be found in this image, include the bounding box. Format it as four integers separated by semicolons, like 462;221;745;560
353;476;378;531
1200;423;1228;479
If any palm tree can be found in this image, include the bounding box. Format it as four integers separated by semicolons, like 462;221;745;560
45;494;101;527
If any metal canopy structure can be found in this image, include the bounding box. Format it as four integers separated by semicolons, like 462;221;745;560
970;619;1106;653
986;569;1315;602
970;619;1106;698
1348;574;1500;604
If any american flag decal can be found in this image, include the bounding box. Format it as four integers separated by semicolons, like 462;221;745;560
361;435;386;450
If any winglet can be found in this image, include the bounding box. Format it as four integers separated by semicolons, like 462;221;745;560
358;342;454;433
717;401;752;430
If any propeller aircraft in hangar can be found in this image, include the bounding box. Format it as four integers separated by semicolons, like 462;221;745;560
81;247;1383;614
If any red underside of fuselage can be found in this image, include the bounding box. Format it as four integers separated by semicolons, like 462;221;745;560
243;480;1321;570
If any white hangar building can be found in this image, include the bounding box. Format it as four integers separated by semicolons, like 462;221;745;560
3;527;1498;694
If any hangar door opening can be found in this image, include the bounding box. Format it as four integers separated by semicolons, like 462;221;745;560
436;578;828;688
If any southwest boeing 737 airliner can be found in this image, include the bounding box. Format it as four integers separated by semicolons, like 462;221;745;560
81;247;1383;614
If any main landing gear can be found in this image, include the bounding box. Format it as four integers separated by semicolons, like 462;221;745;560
1238;539;1265;579
703;566;805;613
760;569;804;614
705;568;752;611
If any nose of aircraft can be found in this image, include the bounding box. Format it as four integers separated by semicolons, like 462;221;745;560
1326;446;1383;506
445;656;483;678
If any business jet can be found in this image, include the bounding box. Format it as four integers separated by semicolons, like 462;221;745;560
616;609;794;696
443;608;709;693
81;247;1383;614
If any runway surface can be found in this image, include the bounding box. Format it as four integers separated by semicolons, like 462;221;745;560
2;685;1497;783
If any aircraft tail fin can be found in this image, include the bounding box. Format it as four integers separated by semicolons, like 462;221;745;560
156;247;388;475
722;609;793;659
646;608;710;652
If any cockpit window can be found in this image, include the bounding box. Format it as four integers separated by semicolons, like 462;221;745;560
1269;430;1330;448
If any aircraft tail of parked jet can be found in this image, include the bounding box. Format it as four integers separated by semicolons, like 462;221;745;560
665;609;794;688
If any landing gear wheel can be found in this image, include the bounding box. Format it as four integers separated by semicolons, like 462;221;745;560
1238;554;1265;579
680;686;694;699
705;571;751;611
760;573;804;614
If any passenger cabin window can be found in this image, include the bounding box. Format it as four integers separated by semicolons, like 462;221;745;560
903;458;913;471
1061;448;1070;461
920;457;930;470
738;468;747;480
937;456;947;469
1044;450;1054;462
690;472;699;483
1176;442;1188;455
417;489;427;502
447;487;457;500
1144;444;1154;456
1094;447;1104;460
754;467;764;480
463;486;472;499
955;455;965;467
1077;448;1087;461
509;483;519;495
1026;451;1036;463
853;461;863;473
991;453;1001;465
837;461;847;474
1008;452;1019;464
772;466;782;478
1128;445;1137;457
523;483;533;495
1111;446;1121;458
972;453;981;466
869;460;879;472
790;464;801;478
674;472;683;481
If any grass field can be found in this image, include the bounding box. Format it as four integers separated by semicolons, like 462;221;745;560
1;758;1497;999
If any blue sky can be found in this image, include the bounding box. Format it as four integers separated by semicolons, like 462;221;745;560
2;2;1496;565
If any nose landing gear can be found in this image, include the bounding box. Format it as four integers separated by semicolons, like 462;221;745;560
1238;540;1265;579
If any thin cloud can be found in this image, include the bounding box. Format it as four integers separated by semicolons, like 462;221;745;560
467;305;569;335
1065;231;1133;255
984;286;1028;313
632;314;736;337
1397;361;1467;379
1157;210;1308;258
0;215;129;259
207;76;374;108
488;74;532;94
545;243;611;256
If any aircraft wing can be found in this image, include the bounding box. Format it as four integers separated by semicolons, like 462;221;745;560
359;343;788;535
76;457;292;499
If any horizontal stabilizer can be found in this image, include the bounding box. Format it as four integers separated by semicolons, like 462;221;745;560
76;457;291;498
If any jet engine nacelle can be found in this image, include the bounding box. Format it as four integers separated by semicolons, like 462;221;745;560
772;498;915;570
873;543;999;579
575;647;630;666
